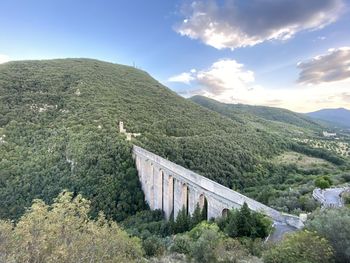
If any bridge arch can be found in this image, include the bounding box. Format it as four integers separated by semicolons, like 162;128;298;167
199;194;208;220
222;208;229;218
181;183;189;214
160;170;164;210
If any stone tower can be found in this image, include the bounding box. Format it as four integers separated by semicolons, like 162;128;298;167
119;121;126;133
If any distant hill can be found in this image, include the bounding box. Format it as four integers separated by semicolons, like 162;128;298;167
307;108;350;128
190;95;323;132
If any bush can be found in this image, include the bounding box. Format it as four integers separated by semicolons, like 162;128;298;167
215;238;250;262
171;235;192;254
0;191;144;263
341;173;350;182
263;231;334;263
143;236;166;257
342;192;350;205
315;176;332;189
190;227;221;263
306;208;350;263
299;195;320;212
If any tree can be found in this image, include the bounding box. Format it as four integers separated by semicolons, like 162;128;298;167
172;222;251;263
236;202;253;237
191;203;204;228
315;176;332;189
173;206;191;234
221;202;272;239
0;191;144;263
142;236;165;257
263;231;334;263
306;208;350;263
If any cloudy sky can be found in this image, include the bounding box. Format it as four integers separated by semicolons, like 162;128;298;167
1;0;350;112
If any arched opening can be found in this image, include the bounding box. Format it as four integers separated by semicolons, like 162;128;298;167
181;183;189;215
168;176;174;220
160;171;164;211
199;194;208;220
222;208;229;218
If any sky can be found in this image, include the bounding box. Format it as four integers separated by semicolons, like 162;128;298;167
0;0;350;112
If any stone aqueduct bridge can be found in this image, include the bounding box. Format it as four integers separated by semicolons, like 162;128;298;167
133;145;303;228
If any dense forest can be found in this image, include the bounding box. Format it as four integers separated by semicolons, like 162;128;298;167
0;59;348;221
1;59;349;262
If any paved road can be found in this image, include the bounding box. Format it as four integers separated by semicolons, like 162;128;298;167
267;222;297;242
323;188;344;206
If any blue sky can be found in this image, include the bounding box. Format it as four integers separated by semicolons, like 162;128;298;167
1;0;350;112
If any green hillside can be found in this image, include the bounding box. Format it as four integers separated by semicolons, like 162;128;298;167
0;59;346;220
190;95;323;132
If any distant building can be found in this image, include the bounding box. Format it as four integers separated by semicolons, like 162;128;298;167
119;121;126;133
322;131;337;137
119;121;141;141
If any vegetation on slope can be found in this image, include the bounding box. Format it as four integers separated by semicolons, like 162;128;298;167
190;95;349;213
0;192;144;263
190;95;322;132
0;58;348;223
0;58;289;220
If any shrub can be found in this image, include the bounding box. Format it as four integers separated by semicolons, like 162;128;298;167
341;173;350;182
142;236;166;257
315;176;331;189
306;208;350;263
189;224;222;263
171;235;192;254
263;231;334;263
343;192;350;205
0;191;144;263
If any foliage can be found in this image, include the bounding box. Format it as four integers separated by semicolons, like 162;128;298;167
0;191;144;263
306;208;350;263
171;222;251;263
142;236;166;257
342;192;350;205
218;202;272;239
173;206;191;234
0;58;287;221
341;173;350;182
121;209;172;238
191;203;204;227
263;230;334;263
190;224;223;263
0;58;347;223
170;234;192;254
190;95;322;131
315;176;333;189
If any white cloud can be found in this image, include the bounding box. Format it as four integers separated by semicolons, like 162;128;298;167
196;59;255;95
175;0;344;49
169;58;350;112
0;54;10;64
168;72;195;84
298;47;350;84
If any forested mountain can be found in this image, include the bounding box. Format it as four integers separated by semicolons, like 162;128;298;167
190;95;322;131
307;108;350;128
0;59;346;221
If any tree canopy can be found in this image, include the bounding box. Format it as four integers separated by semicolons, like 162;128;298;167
0;191;144;263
